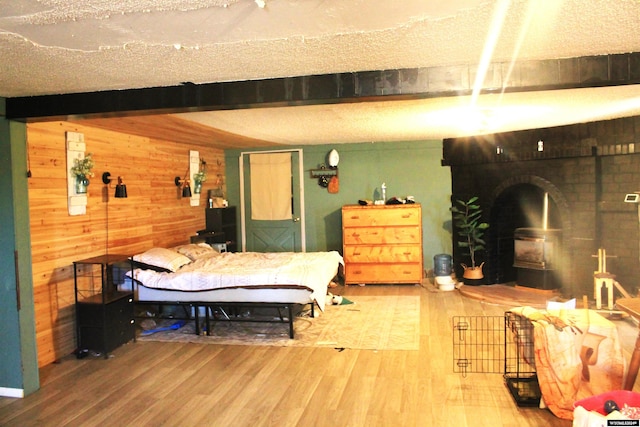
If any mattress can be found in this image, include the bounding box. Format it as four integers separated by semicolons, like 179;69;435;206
119;279;314;304
127;250;343;311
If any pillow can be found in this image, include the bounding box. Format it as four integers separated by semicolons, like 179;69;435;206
132;247;192;272
173;243;219;261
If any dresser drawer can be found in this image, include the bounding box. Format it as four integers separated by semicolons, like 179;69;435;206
342;204;422;285
345;263;423;284
343;245;422;263
342;205;421;227
343;226;421;245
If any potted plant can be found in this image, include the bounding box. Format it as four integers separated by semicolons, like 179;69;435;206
451;196;490;280
193;159;207;194
70;153;95;194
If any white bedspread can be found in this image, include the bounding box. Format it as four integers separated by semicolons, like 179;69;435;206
130;251;343;311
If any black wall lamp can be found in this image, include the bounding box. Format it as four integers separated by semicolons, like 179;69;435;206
102;172;127;198
175;176;192;198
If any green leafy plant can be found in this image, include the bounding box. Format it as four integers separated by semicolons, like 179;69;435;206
193;171;206;183
193;159;207;183
70;153;95;178
451;196;490;269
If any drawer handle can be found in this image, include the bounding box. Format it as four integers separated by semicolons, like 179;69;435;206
130;320;135;324
351;233;360;238
403;252;412;255
128;298;133;303
353;252;361;256
402;214;411;218
350;215;360;220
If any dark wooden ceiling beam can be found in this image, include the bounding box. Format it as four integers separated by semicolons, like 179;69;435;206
6;53;640;121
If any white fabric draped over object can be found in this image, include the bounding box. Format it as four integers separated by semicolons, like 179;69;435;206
250;153;292;220
130;251;344;311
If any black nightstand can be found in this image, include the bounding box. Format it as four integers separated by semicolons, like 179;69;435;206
205;207;238;252
73;254;135;358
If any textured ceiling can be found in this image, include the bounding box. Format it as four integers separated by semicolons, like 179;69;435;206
176;86;640;144
2;0;640;145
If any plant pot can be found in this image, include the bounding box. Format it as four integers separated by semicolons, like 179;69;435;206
193;180;203;194
461;262;484;280
75;175;89;194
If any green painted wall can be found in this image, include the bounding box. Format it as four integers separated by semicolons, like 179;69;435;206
225;140;453;271
0;101;39;396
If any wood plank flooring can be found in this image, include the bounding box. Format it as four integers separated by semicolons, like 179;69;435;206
2;283;637;427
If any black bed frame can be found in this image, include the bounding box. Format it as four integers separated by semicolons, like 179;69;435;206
134;300;315;339
119;259;316;339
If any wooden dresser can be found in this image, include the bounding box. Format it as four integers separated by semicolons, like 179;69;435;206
342;204;423;285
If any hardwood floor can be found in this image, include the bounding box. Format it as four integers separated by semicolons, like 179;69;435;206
2;283;636;426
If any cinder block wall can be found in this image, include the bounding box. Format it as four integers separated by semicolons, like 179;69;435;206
443;116;640;299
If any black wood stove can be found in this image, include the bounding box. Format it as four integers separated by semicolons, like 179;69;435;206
513;227;562;290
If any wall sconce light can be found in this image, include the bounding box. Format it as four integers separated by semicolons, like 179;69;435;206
175;176;192;198
102;172;128;198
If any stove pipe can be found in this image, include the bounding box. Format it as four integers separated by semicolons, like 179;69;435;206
542;192;548;230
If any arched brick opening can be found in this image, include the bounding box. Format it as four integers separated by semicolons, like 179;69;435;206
485;175;572;290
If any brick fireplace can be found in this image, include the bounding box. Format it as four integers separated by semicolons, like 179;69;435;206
443;116;640;298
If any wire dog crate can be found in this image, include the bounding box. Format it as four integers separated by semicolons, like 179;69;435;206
452;311;541;407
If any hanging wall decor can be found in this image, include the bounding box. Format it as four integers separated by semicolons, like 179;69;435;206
66;131;89;215
189;150;200;206
193;158;207;195
309;149;339;193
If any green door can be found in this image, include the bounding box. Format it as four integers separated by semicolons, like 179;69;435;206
241;150;304;252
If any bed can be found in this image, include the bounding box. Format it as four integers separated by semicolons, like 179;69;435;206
120;244;343;338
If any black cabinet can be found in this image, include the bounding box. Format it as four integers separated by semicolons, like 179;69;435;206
73;254;135;358
205;207;237;252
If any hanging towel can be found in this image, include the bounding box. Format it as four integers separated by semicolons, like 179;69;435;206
249;153;292;220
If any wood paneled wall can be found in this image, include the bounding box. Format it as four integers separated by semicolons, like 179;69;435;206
27;121;225;367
